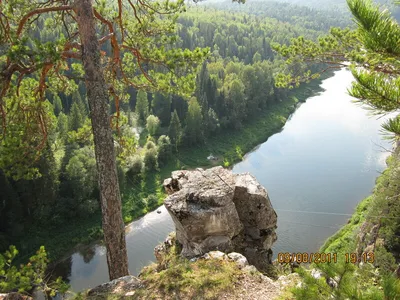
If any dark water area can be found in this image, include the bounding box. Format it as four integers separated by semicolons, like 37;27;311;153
53;68;392;293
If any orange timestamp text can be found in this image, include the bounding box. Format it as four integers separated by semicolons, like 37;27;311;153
277;252;375;264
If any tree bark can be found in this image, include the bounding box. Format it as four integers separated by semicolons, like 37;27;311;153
73;0;129;280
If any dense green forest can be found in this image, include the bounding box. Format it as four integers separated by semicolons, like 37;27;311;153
0;1;343;262
1;0;400;298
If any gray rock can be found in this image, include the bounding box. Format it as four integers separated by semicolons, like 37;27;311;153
0;294;32;300
228;252;249;269
87;276;142;299
311;269;322;279
163;166;277;273
326;277;339;288
203;250;228;260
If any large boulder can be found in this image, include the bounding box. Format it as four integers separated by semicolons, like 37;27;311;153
163;166;277;272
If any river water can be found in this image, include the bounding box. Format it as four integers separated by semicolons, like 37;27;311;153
54;68;392;292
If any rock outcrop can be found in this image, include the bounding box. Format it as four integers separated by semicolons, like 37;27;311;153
0;294;32;300
163;166;277;272
86;276;143;299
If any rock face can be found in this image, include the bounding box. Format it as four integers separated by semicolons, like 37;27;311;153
86;276;143;299
163;166;277;272
0;294;32;300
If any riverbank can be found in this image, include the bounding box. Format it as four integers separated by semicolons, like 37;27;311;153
320;145;399;268
275;147;400;298
16;75;329;265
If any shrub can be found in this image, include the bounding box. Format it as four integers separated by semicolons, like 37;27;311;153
127;155;144;177
145;140;157;150
144;148;158;171
157;135;172;165
147;194;159;210
0;246;69;296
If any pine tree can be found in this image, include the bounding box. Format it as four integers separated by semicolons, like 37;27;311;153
151;93;171;125
53;95;63;116
57;113;69;141
136;90;149;125
168;110;182;151
69;102;84;132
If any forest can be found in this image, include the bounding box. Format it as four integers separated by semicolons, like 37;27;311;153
0;1;342;262
1;0;400;298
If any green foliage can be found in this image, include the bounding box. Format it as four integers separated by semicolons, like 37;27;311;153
144;147;159;171
145;140;157;150
135;91;149;125
157;135;172;166
0;0;358;270
126;155;144;178
207;108;220;135
184;97;203;145
146;114;160;136
292;262;400;300
53;95;63;116
169;109;182;148
57;112;69;141
223;76;246;129
381;115;400;141
63;146;98;214
152;93;171;125
69;102;84;132
374;245;397;273
0;79;57;180
137;238;241;299
0;245;69;297
146;194;160;210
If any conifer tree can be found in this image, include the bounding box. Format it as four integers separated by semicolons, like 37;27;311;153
136;91;149;125
169;110;182;150
69;102;84;132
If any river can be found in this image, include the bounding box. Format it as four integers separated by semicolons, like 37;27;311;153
53;68;392;293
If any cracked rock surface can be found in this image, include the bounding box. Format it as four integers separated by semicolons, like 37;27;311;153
163;166;277;272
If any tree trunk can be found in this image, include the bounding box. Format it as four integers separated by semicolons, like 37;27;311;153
73;0;129;280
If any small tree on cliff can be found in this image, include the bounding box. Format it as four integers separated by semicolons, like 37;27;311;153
0;0;207;280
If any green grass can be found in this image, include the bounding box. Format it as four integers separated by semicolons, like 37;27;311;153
73;235;242;300
129;236;241;300
136;256;241;299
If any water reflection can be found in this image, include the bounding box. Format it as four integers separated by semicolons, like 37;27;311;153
56;205;174;292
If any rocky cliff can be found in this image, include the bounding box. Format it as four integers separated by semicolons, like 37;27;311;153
163;166;277;272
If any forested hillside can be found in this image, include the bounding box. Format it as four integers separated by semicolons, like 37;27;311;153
0;1;347;263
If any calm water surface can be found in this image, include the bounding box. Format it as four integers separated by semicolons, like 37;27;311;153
55;68;391;292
